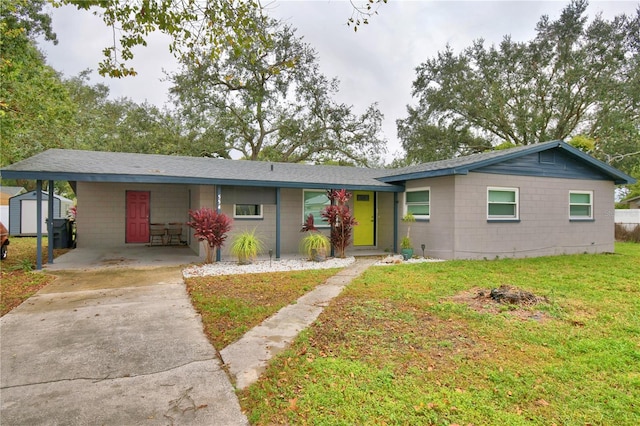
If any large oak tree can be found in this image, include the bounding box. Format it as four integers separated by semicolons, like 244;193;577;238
398;0;639;175
168;16;386;166
58;0;387;78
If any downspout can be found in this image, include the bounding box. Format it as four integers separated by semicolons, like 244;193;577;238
393;192;398;254
36;181;43;270
216;185;222;262
48;181;54;264
275;187;281;259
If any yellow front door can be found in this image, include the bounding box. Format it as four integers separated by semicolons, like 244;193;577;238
353;191;374;246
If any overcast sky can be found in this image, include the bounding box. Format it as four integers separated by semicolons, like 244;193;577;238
39;0;638;162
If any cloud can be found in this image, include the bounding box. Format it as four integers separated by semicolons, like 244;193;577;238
39;0;638;162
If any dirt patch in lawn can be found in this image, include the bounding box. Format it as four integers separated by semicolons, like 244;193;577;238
452;285;552;322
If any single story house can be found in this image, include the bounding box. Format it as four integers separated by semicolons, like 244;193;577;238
620;195;640;209
0;140;635;268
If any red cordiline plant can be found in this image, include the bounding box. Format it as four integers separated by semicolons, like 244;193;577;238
321;189;358;258
186;207;232;263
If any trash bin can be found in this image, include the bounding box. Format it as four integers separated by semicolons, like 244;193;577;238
48;218;71;249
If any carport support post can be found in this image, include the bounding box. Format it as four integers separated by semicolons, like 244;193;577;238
275;187;281;259
393;192;398;254
216;185;222;262
47;180;54;264
36;180;43;270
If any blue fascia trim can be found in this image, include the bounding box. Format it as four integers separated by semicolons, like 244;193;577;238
375;140;636;185
377;167;465;183
0;171;405;192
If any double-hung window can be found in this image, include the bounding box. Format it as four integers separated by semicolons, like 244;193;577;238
404;188;430;219
303;190;330;227
487;187;519;220
569;191;593;220
234;204;263;219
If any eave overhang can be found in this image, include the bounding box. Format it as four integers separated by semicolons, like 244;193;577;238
0;170;404;192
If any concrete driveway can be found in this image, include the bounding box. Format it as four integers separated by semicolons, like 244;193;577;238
0;266;248;425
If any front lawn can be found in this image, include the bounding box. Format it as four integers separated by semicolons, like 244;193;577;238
239;243;640;425
0;237;67;316
185;268;342;349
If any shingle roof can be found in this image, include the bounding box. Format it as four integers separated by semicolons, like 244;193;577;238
1;140;635;188
376;140;635;185
0;149;402;191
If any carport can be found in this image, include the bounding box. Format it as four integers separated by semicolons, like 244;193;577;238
44;245;202;271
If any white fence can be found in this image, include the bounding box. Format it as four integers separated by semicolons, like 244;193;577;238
615;209;640;231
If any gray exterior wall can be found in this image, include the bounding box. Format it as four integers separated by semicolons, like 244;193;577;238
76;182;191;248
376;192;395;252
400;173;615;260
398;176;456;259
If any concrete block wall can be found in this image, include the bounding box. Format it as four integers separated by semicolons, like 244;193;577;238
76;182;190;248
452;173;615;259
398;176;456;259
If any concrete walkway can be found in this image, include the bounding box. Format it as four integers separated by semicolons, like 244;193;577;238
1;257;377;425
221;257;378;389
0;267;248;426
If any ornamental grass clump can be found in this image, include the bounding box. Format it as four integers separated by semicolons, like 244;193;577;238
230;229;264;265
187;208;232;263
300;214;330;261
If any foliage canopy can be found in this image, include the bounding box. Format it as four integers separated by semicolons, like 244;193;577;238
398;0;640;176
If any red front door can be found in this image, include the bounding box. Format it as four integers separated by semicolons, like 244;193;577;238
126;191;150;243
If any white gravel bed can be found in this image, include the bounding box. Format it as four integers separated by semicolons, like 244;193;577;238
183;256;356;277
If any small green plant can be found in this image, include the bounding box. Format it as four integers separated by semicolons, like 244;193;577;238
300;214;330;261
230;229;264;264
400;213;416;259
301;232;331;261
10;259;34;272
400;236;412;250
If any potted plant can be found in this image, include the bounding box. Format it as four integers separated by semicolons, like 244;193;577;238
401;212;416;260
300;214;330;261
230;228;264;265
301;232;330;261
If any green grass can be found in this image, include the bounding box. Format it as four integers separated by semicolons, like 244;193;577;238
185;268;342;349
240;243;640;425
0;237;66;316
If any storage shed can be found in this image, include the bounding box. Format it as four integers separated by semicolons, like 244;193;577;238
8;191;73;236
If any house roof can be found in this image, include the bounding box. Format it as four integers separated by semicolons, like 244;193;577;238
0;186;25;196
376;140;636;185
621;194;640;204
1;141;635;189
0;149;403;192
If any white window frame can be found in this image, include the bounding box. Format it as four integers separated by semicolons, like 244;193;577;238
302;190;330;228
404;187;430;220
569;190;593;220
487;187;519;220
233;204;263;219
